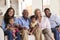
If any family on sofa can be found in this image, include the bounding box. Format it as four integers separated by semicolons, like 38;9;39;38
1;7;60;40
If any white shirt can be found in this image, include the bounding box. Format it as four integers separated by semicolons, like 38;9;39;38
48;14;60;28
0;27;4;40
38;17;51;30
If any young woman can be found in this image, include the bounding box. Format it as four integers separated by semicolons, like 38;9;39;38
2;7;21;40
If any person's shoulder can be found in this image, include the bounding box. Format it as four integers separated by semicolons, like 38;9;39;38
27;17;30;21
14;17;17;19
42;16;48;20
42;16;49;22
43;15;48;18
51;14;57;18
18;16;23;20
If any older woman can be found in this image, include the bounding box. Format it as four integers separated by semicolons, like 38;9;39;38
2;7;21;40
34;9;55;40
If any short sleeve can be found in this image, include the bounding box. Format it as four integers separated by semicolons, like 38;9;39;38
2;21;6;31
18;17;23;27
14;17;19;25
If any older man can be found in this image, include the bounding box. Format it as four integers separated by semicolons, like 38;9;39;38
18;9;30;40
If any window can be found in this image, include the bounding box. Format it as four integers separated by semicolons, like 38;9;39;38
42;0;50;11
21;0;32;16
18;0;32;16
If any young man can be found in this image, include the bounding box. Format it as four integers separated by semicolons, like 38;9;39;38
44;8;60;40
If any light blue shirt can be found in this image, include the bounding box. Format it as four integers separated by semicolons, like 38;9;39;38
59;33;60;40
2;17;19;31
18;16;30;29
48;14;60;28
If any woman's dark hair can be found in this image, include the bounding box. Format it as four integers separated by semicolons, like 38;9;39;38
4;7;15;24
30;15;37;20
44;8;50;12
55;25;60;28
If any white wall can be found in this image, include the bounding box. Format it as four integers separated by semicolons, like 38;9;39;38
50;0;60;16
32;0;60;16
0;0;18;16
0;0;60;16
32;0;42;15
0;0;10;16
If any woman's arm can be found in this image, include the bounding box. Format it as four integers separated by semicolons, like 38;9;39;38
2;21;6;31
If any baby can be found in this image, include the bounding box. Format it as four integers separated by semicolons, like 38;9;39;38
6;17;19;39
29;15;39;34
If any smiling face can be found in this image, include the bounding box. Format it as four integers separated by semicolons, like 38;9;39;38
35;9;42;17
45;10;51;17
31;17;36;23
22;9;29;19
44;8;51;18
9;18;14;25
8;9;14;17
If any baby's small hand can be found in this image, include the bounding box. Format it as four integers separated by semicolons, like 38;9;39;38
23;27;27;30
29;32;32;35
7;26;9;29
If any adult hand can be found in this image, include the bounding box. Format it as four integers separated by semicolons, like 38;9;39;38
6;26;10;29
23;27;27;30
